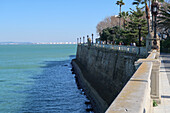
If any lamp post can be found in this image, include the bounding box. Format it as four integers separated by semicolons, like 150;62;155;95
77;38;79;44
151;2;159;49
87;35;89;42
92;34;94;44
80;37;81;44
83;36;85;44
160;32;163;39
138;24;142;47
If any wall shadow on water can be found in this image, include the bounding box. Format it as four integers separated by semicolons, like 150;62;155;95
20;55;91;113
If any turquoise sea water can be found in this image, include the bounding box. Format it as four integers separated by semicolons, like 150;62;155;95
0;44;89;113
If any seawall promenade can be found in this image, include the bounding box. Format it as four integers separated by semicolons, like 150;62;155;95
72;44;147;112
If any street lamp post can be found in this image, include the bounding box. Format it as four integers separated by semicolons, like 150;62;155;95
77;38;79;44
87;35;89;43
83;36;85;44
138;24;142;47
92;34;94;44
80;37;81;44
151;2;159;49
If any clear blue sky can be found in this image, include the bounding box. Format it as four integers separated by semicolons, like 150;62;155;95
0;0;135;43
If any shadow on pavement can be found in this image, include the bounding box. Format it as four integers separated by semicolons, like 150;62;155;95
161;95;170;99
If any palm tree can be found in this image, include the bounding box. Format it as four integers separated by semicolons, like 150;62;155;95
158;3;170;30
116;0;125;29
133;0;164;32
151;0;164;30
133;0;150;33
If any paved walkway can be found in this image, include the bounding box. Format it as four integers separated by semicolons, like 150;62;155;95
153;53;170;113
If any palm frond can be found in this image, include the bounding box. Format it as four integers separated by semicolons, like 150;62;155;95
158;3;170;30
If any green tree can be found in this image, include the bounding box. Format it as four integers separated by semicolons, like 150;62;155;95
116;0;125;29
99;26;123;44
161;38;170;48
122;7;148;46
133;0;151;33
158;2;170;50
151;0;165;30
133;0;164;31
110;26;123;43
100;27;112;44
120;11;129;28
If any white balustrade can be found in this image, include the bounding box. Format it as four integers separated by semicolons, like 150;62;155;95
79;43;147;56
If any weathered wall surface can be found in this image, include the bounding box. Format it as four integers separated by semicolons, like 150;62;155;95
72;45;144;112
72;60;108;113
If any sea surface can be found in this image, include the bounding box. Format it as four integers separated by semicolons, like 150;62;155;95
0;44;90;113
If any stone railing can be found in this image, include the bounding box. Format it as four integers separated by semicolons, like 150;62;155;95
79;43;147;56
105;50;160;113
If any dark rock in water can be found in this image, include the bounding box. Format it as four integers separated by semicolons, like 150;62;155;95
71;68;76;74
63;64;68;66
77;85;81;89
86;96;90;100
71;68;74;71
86;108;93;112
85;101;91;105
81;91;85;95
80;89;84;92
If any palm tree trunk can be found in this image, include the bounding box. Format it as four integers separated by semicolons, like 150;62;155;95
119;5;121;29
124;19;125;28
146;5;150;33
152;14;154;30
151;0;154;31
147;16;151;34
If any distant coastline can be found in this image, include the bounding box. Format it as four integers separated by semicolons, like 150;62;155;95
0;42;76;45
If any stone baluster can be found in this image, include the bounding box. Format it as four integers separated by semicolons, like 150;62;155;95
151;53;161;104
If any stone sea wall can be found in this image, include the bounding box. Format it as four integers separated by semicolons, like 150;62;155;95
72;44;144;112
